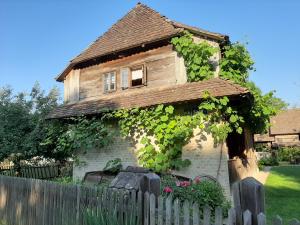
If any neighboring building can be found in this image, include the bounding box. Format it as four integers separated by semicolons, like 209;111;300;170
254;109;300;147
48;3;257;196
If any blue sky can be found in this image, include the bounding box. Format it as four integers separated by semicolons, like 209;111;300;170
1;0;299;106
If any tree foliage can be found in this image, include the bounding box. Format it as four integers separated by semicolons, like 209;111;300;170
41;116;112;161
0;83;60;163
219;43;287;133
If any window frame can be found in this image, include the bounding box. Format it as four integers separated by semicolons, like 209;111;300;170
103;71;117;93
129;64;146;88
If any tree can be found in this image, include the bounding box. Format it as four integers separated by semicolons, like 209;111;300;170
0;83;60;163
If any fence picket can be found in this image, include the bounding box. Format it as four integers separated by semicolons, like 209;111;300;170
174;199;180;225
215;207;223;225
257;212;266;225
203;205;211;225
157;196;164;225
165;195;172;225
144;192;150;225
192;203;200;225
273;215;283;225
289;219;300;225
149;193;156;225
243;210;252;225
228;208;236;225
183;200;190;225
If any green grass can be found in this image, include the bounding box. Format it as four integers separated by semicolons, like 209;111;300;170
265;166;300;222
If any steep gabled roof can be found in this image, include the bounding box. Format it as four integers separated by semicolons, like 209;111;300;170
270;109;300;135
47;78;248;119
56;3;227;82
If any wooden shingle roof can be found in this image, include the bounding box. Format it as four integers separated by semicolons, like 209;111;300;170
56;3;227;81
270;109;300;135
47;78;249;119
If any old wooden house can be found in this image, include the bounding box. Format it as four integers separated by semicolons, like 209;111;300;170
48;3;258;196
254;109;300;147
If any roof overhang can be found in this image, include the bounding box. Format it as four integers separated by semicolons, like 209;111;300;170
47;78;249;119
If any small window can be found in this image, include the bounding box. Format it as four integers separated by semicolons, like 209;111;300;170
120;68;129;89
130;66;145;87
103;71;116;92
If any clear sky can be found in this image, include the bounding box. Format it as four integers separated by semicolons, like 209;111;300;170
1;0;299;107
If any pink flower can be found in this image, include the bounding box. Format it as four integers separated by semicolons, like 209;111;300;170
193;176;201;184
163;186;173;193
176;181;181;187
180;181;191;187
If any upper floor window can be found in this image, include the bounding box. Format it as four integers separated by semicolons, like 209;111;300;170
131;66;144;87
120;65;146;89
103;71;116;92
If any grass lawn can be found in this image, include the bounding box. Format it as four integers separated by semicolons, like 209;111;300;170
265;166;300;221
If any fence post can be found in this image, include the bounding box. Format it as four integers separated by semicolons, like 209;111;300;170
233;177;265;225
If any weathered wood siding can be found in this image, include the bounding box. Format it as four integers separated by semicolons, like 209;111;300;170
64;69;80;103
63;34;222;103
77;45;180;101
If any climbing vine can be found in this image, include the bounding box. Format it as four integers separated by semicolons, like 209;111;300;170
111;92;244;172
173;31;286;134
108;32;286;172
171;31;218;82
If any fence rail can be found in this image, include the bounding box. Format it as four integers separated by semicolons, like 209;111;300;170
0;175;298;225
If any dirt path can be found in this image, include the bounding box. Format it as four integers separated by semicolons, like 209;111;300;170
254;166;271;184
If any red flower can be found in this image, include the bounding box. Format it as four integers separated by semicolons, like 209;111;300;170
180;181;191;187
193;176;201;184
163;186;173;193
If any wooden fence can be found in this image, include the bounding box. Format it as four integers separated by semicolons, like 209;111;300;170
0;163;72;179
0;175;298;225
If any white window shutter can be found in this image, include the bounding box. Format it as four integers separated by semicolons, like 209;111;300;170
121;68;129;89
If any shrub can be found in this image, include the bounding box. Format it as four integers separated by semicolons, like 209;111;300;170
258;156;279;169
255;143;270;152
277;147;300;162
160;175;230;213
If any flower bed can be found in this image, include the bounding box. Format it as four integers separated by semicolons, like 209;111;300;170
160;174;230;213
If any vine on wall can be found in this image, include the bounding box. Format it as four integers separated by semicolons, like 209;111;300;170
111;93;244;172
171;31;217;82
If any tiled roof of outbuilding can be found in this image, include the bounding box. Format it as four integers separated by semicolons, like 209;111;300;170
270;109;300;135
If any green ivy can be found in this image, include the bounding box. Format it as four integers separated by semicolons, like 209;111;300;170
111;105;201;172
172;32;286;134
171;31;217;82
110;93;244;172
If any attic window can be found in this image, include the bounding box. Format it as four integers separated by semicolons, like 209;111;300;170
120;65;146;89
131;66;145;87
103;71;116;92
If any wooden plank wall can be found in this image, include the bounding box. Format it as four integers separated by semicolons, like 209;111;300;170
78;45;177;101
